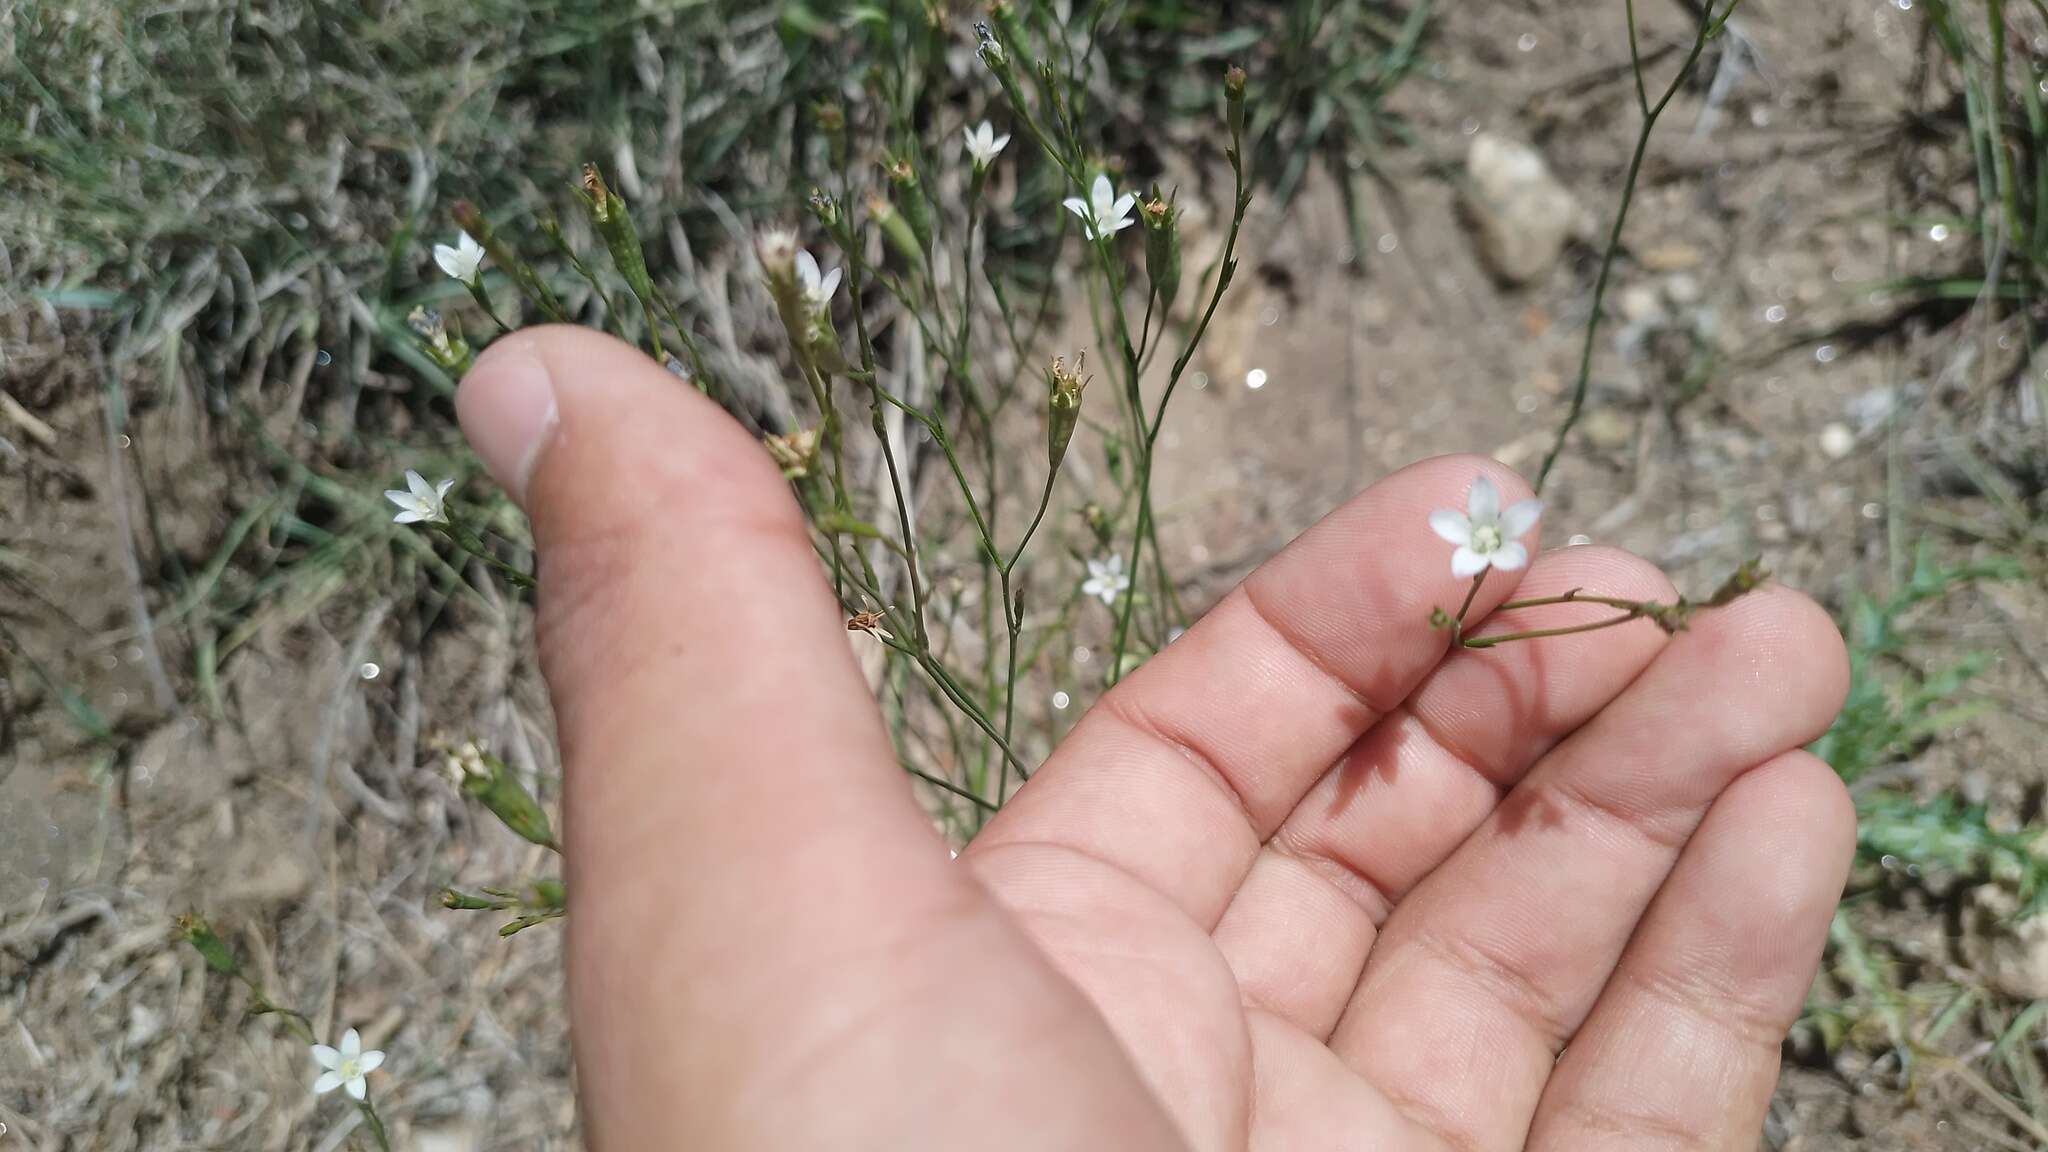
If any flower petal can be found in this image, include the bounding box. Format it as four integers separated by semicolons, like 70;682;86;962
1091;173;1115;215
795;249;820;292
355;1050;385;1074
1108;193;1135;224
384;489;413;508
432;246;461;279
1490;541;1529;571
312;1070;345;1095
1109;217;1138;233
310;1045;340;1069
818;267;841;301
1499;498;1543;540
345;1075;367;1101
340;1028;361;1058
1427;509;1472;546
405;470;433;500
992;133;1009;152
393;509;426;525
1466;475;1500;524
461;232;483;258
1450;545;1491;578
1062;197;1090;220
963;124;979;151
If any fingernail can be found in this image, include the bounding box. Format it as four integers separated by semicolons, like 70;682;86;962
457;341;558;504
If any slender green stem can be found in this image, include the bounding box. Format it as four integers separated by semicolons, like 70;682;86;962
1461;611;1645;649
1624;0;1650;117
907;762;999;812
357;1098;393;1152
1453;571;1488;623
437;519;533;590
464;280;512;335
994;467;1061;808
1006;468;1060;572
880;633;1029;778
539;224;622;334
833;552;1022;780
872;420;933;647
1534;0;1730;495
1496;589;1666;614
877;387;998;567
1111;133;1251;682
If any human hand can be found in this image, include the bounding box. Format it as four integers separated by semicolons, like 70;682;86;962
457;327;1853;1151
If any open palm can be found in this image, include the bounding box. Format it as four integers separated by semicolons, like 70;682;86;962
461;328;1852;1150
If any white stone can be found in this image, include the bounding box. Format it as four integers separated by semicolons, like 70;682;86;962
1463;134;1581;285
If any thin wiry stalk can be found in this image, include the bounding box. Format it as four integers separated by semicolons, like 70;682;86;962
1534;0;1740;495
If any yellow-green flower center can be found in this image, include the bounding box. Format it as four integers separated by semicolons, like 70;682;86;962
1471;524;1503;554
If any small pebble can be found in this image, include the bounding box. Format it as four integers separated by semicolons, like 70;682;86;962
1818;422;1855;459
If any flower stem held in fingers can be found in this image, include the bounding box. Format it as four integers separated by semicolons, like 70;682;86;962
1423;475;1771;648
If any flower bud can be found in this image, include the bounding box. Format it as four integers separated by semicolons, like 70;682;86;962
1224;65;1247;143
764;427;822;478
756;228;800;287
757;229;809;359
174;913;240;976
884;155;932;254
974;20;1008;70
866;193;924;272
406;306;473;375
447;740;558;850
1139;192;1181;308
578;163;618;224
440;888;514;911
528;877;566;910
807;188;839;230
1082;502;1114;548
1045;352;1089;469
578;163;660;313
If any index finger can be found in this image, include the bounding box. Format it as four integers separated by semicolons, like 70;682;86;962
971;455;1541;928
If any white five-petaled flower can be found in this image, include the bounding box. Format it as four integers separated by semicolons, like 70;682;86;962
1082;554;1130;606
385;469;454;525
1063;173;1137;240
1429;475;1543;578
962;120;1010;170
432;232;485;285
310;1028;385;1101
795;249;842;314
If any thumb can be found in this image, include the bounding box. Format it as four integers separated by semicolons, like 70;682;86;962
458;327;960;1137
